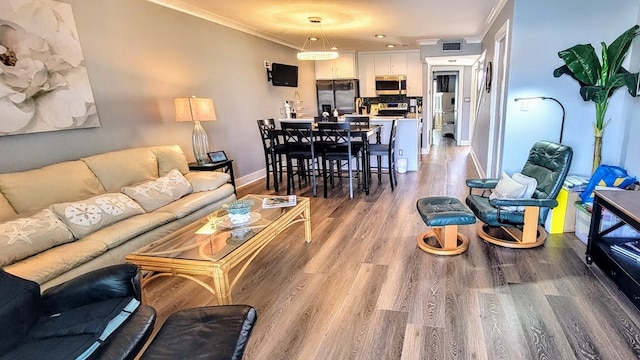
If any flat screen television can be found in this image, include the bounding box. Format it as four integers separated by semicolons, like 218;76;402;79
270;63;298;87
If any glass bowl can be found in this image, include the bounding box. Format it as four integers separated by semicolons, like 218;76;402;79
223;199;254;216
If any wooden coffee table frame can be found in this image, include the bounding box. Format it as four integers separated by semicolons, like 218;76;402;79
126;196;311;305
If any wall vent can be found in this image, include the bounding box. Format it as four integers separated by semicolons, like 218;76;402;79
441;41;462;52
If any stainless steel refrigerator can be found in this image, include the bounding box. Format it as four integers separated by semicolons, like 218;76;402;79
316;79;359;116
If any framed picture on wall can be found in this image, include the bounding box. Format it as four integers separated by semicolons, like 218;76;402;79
207;151;228;163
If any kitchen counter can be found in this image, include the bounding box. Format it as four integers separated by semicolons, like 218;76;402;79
277;116;422;172
370;117;422;171
371;117;421;121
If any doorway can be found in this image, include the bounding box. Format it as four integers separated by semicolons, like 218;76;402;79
432;71;458;145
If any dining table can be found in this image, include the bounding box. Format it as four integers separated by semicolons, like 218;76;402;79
268;123;381;195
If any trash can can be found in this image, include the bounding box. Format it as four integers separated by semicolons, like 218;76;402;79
397;158;408;173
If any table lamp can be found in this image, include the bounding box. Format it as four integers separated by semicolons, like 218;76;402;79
175;96;217;164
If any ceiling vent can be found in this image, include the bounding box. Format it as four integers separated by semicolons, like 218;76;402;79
441;41;462;52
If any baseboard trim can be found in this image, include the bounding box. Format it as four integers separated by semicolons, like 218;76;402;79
469;148;486;178
235;168;265;190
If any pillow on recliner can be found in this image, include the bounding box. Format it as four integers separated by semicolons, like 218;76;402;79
490;172;527;200
490;172;537;211
512;173;537;199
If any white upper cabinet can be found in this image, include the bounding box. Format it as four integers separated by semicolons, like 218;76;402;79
374;52;408;75
406;51;423;96
315;52;357;79
357;54;376;97
357;51;423;97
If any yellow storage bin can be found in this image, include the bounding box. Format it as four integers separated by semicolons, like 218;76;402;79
546;188;579;234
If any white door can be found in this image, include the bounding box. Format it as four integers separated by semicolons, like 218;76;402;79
487;20;510;178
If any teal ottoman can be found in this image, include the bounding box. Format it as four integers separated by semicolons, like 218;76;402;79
416;196;476;255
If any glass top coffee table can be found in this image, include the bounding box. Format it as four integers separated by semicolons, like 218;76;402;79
126;194;311;305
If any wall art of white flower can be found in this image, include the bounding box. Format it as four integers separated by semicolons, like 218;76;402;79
0;0;100;136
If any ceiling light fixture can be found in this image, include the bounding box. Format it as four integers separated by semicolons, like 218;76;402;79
386;44;396;48
297;17;339;61
375;34;386;39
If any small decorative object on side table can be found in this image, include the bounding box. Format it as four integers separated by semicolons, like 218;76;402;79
189;158;236;195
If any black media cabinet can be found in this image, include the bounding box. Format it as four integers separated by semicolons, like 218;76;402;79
586;190;640;310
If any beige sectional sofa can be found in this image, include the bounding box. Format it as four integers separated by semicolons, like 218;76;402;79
0;145;236;290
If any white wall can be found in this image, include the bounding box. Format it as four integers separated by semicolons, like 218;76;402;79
501;0;640;175
0;0;317;182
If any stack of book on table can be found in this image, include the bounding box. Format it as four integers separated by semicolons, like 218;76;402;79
611;241;640;262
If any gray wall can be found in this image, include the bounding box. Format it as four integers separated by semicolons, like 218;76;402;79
0;0;317;183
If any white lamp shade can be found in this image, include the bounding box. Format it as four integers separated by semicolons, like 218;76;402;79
174;97;216;122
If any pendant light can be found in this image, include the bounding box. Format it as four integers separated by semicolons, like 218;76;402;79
297;17;339;61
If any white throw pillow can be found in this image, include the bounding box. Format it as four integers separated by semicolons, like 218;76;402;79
512;173;537;199
490;172;527;200
0;209;74;266
50;193;145;238
122;169;193;212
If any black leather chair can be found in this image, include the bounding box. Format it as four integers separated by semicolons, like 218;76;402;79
317;122;363;198
465;140;573;248
257;119;286;192
0;264;156;360
1;264;259;359
140;305;257;360
368;119;398;191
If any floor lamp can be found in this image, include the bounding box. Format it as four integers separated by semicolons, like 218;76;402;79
514;96;565;143
175;96;217;164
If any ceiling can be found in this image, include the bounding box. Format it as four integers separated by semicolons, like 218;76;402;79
148;0;505;54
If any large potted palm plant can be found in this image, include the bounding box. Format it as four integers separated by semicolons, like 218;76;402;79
553;25;640;172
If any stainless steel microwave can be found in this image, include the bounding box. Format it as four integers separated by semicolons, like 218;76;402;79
375;75;407;95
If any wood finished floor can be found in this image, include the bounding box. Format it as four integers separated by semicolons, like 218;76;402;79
143;137;640;359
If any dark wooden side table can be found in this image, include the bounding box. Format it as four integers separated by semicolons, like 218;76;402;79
586;190;640;309
188;160;236;195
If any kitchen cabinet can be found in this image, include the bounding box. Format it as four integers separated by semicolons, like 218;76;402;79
315;52;357;79
406;51;423;97
374;53;408;76
358;55;376;97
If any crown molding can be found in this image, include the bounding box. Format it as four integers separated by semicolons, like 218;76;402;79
479;0;509;41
